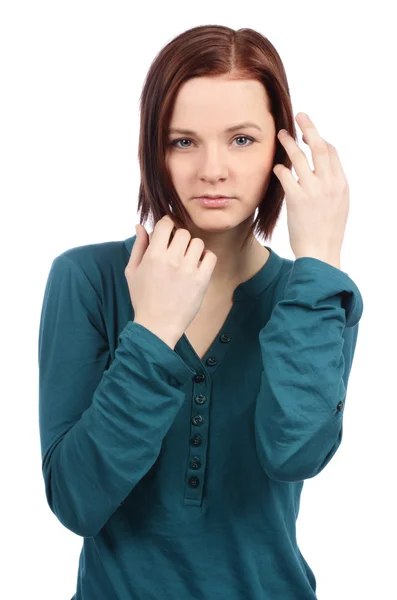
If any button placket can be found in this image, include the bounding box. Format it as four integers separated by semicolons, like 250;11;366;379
183;331;235;505
184;332;234;503
185;369;209;500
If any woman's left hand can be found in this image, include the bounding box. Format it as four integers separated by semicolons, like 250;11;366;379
273;112;349;269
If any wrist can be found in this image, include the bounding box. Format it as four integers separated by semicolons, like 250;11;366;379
294;252;341;270
133;318;181;348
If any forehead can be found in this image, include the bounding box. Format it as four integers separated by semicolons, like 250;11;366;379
169;77;270;125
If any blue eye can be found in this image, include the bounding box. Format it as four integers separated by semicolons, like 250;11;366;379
169;135;255;149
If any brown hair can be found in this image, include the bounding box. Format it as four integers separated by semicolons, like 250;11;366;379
136;24;296;249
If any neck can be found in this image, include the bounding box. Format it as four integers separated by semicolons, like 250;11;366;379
194;231;268;291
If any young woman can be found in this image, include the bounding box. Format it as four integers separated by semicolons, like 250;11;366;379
38;24;363;600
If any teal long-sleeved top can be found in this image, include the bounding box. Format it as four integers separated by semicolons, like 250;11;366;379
38;234;363;600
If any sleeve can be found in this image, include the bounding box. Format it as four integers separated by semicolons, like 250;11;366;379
38;254;194;537
254;257;364;483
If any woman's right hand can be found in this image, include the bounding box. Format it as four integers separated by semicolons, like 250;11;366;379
125;215;218;346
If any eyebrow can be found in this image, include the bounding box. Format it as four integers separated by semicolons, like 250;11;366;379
168;122;263;135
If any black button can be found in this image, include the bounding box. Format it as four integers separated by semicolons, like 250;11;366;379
190;456;201;469
191;435;203;446
192;414;203;426
194;372;205;383
195;394;207;405
220;333;231;343
189;476;200;488
206;357;217;366
337;401;344;412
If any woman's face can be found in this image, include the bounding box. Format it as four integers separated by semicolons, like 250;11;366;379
165;75;278;236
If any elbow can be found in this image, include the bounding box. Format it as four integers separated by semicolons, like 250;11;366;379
47;492;104;538
43;472;105;538
261;460;318;483
255;436;343;483
254;430;320;483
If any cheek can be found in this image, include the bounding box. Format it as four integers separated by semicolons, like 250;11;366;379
241;159;272;180
165;154;186;178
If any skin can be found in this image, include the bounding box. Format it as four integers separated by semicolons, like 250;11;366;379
164;74;278;291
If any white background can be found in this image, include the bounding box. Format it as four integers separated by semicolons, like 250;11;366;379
1;1;395;598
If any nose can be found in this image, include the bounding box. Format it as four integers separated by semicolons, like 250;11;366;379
198;148;229;182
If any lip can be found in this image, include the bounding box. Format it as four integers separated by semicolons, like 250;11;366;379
197;197;233;208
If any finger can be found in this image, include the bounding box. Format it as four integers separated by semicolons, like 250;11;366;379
273;163;301;198
295;113;331;182
327;143;349;186
149;215;176;251
277;129;315;188
300;118;346;185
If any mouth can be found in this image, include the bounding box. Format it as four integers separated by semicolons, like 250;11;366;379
196;196;232;199
196;197;233;208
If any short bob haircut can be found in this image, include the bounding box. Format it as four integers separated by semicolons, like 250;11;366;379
136;24;296;250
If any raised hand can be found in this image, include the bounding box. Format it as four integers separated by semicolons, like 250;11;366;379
273;112;349;269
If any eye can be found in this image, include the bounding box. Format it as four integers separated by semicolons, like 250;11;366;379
169;135;256;149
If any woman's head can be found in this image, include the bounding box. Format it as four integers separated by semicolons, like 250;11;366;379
137;25;296;250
